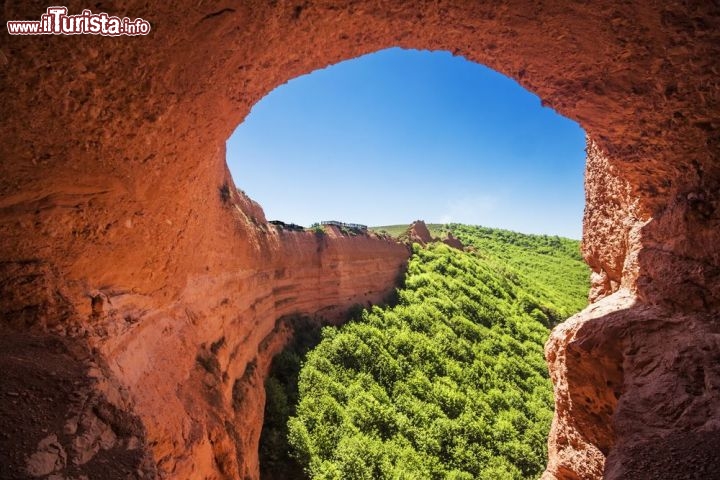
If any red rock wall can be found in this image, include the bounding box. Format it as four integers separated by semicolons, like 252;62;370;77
107;224;408;478
1;1;719;479
0;183;408;478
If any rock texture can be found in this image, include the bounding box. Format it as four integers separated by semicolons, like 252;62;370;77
406;220;435;246
1;1;719;479
0;198;408;479
442;232;464;251
405;220;464;250
545;289;720;480
0;333;156;479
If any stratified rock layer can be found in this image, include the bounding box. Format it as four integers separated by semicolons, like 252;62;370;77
1;2;719;479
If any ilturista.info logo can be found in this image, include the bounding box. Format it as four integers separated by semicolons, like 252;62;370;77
7;6;151;36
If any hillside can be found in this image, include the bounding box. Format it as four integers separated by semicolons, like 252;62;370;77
372;223;587;320
371;223;445;239
262;224;590;479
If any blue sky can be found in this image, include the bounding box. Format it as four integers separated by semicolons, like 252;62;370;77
226;48;585;239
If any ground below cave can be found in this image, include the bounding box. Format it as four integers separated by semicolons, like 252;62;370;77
0;333;155;480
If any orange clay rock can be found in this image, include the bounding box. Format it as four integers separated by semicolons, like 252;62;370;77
406;220;435;246
1;1;719;479
442;232;464;250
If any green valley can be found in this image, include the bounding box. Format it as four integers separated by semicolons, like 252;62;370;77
261;224;590;479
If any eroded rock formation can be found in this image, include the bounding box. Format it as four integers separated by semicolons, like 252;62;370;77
1;186;408;478
405;220;464;250
442;232;464;251
406;220;435;246
1;1;719;479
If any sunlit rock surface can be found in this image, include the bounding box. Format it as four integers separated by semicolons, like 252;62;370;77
1;1;718;478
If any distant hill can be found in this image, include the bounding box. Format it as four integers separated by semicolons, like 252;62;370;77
371;223;446;238
263;224;590;479
371;223;587;320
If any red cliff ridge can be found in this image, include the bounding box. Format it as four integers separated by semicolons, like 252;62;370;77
1;1;719;479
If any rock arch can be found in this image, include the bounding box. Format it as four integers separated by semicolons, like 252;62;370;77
1;2;718;479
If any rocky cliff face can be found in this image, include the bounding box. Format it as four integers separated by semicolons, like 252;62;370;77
543;136;720;479
104;219;408;479
1;1;719;479
0;185;408;479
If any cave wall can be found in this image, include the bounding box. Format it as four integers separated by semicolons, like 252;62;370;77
1;1;719;479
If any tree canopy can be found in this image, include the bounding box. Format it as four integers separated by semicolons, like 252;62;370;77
264;224;589;479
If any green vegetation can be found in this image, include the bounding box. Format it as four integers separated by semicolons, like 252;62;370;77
264;224;589;479
370;223;446;239
370;224;413;238
218;182;232;204
442;224;588;320
260;318;323;479
370;223;586;321
310;223;327;235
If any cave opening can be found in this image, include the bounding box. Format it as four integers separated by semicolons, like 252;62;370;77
1;2;715;479
223;48;591;479
225;47;586;239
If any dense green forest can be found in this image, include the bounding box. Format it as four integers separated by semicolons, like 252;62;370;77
261;224;589;479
